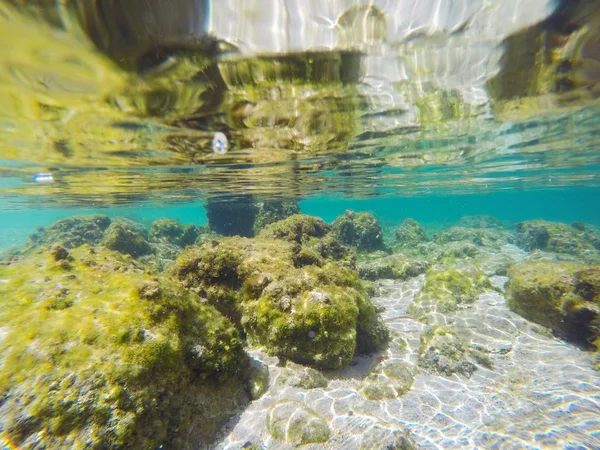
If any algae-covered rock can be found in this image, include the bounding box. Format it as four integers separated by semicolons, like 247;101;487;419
435;226;514;250
418;326;477;377
253;200;300;233
245;358;269;400
409;267;492;319
0;245;249;449
258;214;330;243
358;254;430;281
506;261;600;347
331;210;386;252
394;218;428;247
28;214;111;249
149;217;199;247
168;235;388;369
360;361;415;400
267;401;330;446
276;361;329;390
515;220;600;262
101;217;152;257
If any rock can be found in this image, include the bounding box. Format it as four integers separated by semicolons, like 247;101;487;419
168;235;388;369
50;244;69;261
515;220;600;262
253;200;300;233
28;214;111;249
506;261;600;347
358;254;430;281
456;215;504;229
205;197;258;237
101;217;152;257
418;326;477;377
360;361;415;400
0;245;249;449
245;358;269;400
258;214;330;243
331;210;386;252
435;226;514;250
276;361;329;389
149;217;199;247
394;218;428;247
409;267;492;319
267;401;330;446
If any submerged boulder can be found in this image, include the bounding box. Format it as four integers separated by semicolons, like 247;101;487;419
515;220;600;262
393;218;428;247
0;246;249;449
101;217;152;257
331;210;386;252
168;234;389;369
409;267;492;320
149;217;199;247
358;254;430;281
253;200;301;233
506;261;600;347
205;197;258;237
28;214;111;249
418;326;481;377
456;215;504;229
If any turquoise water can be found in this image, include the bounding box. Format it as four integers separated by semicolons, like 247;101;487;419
1;1;600;449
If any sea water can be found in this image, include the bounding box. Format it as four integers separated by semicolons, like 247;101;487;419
1;1;599;449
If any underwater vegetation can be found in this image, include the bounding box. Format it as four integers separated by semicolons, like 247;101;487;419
2;209;600;447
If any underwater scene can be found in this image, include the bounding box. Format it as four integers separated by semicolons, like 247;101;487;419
1;1;599;449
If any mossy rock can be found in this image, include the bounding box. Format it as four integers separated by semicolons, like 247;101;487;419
506;261;600;347
169;236;388;369
331;210;386;253
418;326;477;377
0;245;248;449
267;401;330;446
359;423;416;450
258;214;330;243
205;197;258;237
435;226;513;249
394;218;428;247
515;220;600;262
253;200;300;234
358;254;430;281
149;217;199;247
101;217;152;257
409;267;492;319
360;361;414;400
276;361;329;389
28;214;111;249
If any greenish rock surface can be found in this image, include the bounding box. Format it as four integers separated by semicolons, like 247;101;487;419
515;220;600;262
101;217;152;257
253;200;300;233
418;326;477;377
149;217;199;247
410;267;492;319
360;361;415;400
0;245;249;449
506;261;600;347
394;218;428;247
168;234;388;369
275;361;329;389
28;214;111;249
331;210;386;252
435;226;514;250
358;254;430;281
267;401;330;446
258;214;331;243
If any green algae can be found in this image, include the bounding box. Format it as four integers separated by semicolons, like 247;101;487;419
149;217;199;247
0;245;248;449
409;267;492;320
506;261;600;348
168;233;389;369
330;210;386;253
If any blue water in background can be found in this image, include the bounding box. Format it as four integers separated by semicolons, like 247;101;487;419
3;186;599;251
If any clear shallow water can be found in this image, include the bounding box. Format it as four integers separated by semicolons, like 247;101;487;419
1;1;600;449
